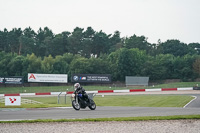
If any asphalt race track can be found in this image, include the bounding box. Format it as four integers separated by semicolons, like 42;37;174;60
0;92;200;121
185;94;200;108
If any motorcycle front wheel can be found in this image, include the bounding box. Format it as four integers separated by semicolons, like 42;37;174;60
72;100;80;110
88;100;96;110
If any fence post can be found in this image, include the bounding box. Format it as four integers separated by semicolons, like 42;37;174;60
57;92;62;104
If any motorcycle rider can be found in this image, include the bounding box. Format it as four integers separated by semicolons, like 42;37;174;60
73;83;90;103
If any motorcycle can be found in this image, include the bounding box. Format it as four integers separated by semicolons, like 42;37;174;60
71;93;96;110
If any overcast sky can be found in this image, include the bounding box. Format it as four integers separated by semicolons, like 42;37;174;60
0;0;200;44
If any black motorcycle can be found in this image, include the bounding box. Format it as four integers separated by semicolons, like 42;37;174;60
71;93;96;110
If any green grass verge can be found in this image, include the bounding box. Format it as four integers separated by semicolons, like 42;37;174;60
1;115;200;123
94;95;194;107
0;95;194;108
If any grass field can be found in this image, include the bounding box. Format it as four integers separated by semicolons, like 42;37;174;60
0;82;197;108
94;95;193;107
1;115;200;123
0;81;199;94
0;95;194;108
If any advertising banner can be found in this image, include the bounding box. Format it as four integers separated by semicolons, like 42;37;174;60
71;74;111;83
0;77;4;84
5;96;21;106
28;73;68;83
4;77;24;84
0;77;24;84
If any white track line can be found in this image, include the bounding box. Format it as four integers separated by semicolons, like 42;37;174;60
183;96;197;108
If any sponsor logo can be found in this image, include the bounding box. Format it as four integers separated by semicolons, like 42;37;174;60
79;77;86;80
29;74;36;79
9;98;16;103
73;76;78;81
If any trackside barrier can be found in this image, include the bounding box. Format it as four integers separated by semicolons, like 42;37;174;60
145;88;162;92
113;90;129;93
0;87;194;96
178;87;194;91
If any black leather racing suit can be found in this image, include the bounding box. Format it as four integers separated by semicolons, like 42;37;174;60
74;86;90;102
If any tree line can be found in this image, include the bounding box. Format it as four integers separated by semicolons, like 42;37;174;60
0;26;200;82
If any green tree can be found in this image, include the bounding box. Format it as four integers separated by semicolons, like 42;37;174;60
143;54;174;80
0;29;8;52
157;40;189;56
92;31;111;57
81;27;95;58
41;55;55;73
193;57;200;76
109;31;124;53
26;53;42;73
7;55;26;76
68;27;84;55
7;28;22;55
61;31;71;54
108;49;121;81
69;57;91;74
108;48;146;81
178;54;197;81
53;55;69;74
35;27;54;56
0;52;14;76
87;57;111;74
124;34;151;53
19;27;37;55
188;42;200;55
69;56;111;75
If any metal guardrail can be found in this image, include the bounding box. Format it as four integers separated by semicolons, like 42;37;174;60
58;89;69;104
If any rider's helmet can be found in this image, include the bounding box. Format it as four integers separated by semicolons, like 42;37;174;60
74;83;80;90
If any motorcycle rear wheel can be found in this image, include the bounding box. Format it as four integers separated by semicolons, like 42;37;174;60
72;100;80;110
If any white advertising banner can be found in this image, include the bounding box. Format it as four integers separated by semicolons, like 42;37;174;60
5;96;21;106
28;73;68;83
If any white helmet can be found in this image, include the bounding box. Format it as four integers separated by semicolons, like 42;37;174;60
74;83;80;90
